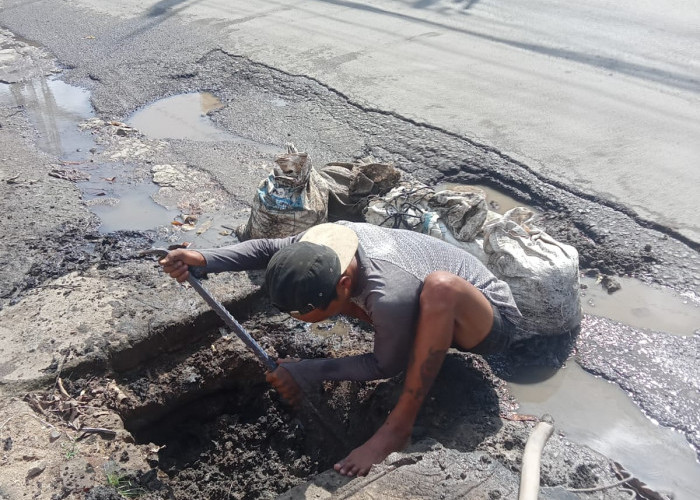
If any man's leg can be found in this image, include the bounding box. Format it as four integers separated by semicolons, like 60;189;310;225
333;271;494;476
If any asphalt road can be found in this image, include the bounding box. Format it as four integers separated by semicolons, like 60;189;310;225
44;0;700;244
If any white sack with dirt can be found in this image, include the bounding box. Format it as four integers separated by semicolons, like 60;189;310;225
483;207;582;337
238;144;329;240
363;182;490;263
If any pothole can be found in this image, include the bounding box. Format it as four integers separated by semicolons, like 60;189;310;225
580;275;699;336
434;181;535;214
99;300;509;499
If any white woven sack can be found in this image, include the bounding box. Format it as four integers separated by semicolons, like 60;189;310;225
363;184;444;239
363;183;491;263
483;208;581;337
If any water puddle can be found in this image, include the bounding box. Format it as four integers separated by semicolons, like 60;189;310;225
78;163;177;233
0;78;94;162
508;363;700;500
127;92;231;141
127;92;282;157
434;181;534;214
581;276;700;336
0;76;180;232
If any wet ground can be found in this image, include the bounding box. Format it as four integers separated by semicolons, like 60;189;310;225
0;24;698;500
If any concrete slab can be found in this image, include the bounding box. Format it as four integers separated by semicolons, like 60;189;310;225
0;260;263;384
279;439;585;499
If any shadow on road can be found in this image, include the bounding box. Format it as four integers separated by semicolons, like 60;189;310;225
316;0;699;93
148;0;192;17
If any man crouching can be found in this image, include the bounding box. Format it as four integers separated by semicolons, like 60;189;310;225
160;221;522;477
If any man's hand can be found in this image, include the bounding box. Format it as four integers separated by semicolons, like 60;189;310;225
158;249;206;282
266;360;302;408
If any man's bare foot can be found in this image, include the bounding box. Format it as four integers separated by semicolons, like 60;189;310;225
333;422;411;477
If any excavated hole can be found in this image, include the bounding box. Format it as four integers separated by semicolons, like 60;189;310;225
108;306;394;499
103;297;507;499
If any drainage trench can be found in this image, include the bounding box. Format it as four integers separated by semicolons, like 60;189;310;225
107;311;387;499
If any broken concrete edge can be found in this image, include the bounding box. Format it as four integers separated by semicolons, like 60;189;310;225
0;261;268;386
0;264;271;497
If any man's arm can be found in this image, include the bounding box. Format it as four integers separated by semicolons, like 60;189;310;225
159;234;300;282
282;310;417;392
281;275;420;390
282;353;388;391
198;234;299;274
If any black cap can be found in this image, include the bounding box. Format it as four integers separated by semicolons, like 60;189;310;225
265;241;342;315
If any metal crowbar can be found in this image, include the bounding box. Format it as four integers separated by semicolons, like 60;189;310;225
138;248;277;371
139;247;351;450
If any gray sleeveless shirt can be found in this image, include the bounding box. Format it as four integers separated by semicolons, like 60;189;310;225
199;222;522;389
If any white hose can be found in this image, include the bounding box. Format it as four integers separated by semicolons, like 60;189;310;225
518;419;555;500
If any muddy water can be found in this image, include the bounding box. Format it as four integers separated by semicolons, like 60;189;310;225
509;282;700;499
127;92;232;141
580;275;700;336
509;362;700;499
126;92;283;156
0;78;94;161
78;162;177;232
434;181;535;214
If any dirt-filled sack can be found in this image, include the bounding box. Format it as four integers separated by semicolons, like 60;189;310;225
363;183;441;235
319;158;401;220
483;207;582;337
430;187;488;242
238;144;329;240
363;182;489;247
